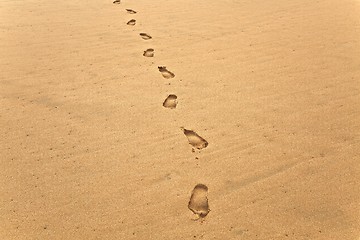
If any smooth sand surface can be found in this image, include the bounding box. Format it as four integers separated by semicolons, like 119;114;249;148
1;0;360;239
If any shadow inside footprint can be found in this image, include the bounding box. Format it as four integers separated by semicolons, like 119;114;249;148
127;19;136;26
113;0;120;4
188;184;210;218
163;94;177;109
158;66;175;79
140;33;152;40
181;127;208;150
126;9;137;14
143;48;154;57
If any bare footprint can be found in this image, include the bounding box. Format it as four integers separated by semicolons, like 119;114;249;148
188;184;210;219
126;9;137;14
113;0;120;4
140;33;152;40
127;19;136;26
158;66;175;79
163;94;177;109
181;127;208;150
143;48;154;57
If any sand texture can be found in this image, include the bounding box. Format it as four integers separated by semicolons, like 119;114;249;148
1;0;360;239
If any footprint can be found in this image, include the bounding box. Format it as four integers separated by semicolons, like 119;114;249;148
181;127;208;150
158;66;175;79
188;184;210;218
126;9;137;14
140;33;152;40
143;48;154;57
113;0;120;4
163;94;177;109
127;19;136;26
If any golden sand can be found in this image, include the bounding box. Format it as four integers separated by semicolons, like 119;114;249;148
1;0;359;239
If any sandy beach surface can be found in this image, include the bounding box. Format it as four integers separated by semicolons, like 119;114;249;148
1;0;360;239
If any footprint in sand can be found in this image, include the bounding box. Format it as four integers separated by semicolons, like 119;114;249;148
143;48;154;57
163;94;177;109
113;0;120;4
158;66;175;79
126;9;137;14
140;33;152;40
181;127;208;150
127;19;136;26
188;184;210;219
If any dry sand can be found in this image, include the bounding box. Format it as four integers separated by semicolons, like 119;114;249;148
1;0;360;239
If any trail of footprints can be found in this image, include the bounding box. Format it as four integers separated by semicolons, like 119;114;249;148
115;2;210;220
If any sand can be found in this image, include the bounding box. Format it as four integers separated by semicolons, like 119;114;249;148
1;0;360;239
